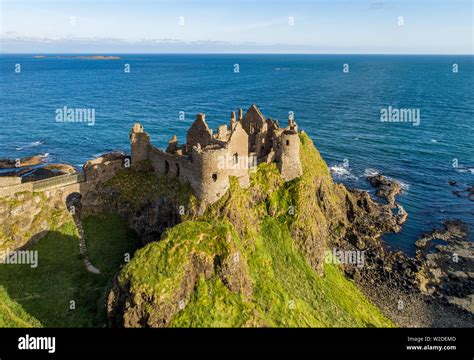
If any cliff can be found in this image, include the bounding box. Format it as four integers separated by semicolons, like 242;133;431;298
0;191;72;252
106;132;400;327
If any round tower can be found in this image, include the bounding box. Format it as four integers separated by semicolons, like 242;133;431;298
277;131;302;181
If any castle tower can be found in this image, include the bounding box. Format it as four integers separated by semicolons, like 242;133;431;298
166;135;178;153
277;130;302;181
130;123;150;166
287;115;298;132
238;108;243;121
187;113;213;149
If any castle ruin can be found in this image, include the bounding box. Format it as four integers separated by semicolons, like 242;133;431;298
130;104;302;204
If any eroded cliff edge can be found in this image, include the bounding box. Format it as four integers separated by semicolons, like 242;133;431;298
101;133;418;327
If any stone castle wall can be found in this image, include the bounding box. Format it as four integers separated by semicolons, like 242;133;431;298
83;153;127;183
0;177;22;188
130;105;302;204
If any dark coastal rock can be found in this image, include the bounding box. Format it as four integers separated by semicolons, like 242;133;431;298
0;155;45;169
0;167;33;178
414;220;473;314
22;164;76;182
329;185;473;325
366;174;403;206
448;180;474;202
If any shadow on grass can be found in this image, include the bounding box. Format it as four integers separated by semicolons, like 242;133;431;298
0;213;140;328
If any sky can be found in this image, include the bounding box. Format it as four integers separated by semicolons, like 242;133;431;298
0;0;473;54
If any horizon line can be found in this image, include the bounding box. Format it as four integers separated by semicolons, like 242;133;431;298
1;52;473;56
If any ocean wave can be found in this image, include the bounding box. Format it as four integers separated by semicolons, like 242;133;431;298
386;176;410;191
330;164;358;180
455;167;474;174
363;168;380;177
16;141;44;151
364;168;410;191
39;153;50;162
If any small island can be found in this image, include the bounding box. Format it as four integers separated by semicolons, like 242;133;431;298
32;55;121;60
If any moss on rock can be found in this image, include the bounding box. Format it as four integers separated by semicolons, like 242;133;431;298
109;132;394;328
0;191;72;252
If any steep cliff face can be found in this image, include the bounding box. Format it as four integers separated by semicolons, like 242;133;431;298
0;191;71;252
106;132;399;327
81;162;198;244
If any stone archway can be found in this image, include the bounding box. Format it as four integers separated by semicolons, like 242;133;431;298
65;192;82;214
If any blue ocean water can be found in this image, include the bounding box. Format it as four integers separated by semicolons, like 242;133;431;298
0;54;473;253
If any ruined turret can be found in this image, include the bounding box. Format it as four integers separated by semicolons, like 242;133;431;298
129;104;302;204
130;123;150;166
166;135;178;153
186;113;212;149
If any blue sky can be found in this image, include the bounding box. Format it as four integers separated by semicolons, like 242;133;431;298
1;0;472;53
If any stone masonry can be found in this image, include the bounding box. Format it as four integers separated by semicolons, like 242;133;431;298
130;104;303;204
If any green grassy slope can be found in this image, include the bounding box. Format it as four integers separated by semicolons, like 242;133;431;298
116;133;394;327
0;286;41;327
0;214;139;327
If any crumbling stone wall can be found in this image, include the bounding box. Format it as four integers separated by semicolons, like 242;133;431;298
84;152;126;183
130;104;303;205
186;114;213;149
130;123;150;165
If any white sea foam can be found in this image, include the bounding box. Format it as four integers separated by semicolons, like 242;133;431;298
330;164;358;180
16;141;44;151
363;168;380;177
386;176;410;191
364;168;409;191
39;153;50;162
455;167;474;174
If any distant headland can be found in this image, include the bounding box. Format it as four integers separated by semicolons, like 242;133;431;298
32;55;120;60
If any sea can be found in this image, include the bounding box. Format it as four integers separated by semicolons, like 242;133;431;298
0;54;473;254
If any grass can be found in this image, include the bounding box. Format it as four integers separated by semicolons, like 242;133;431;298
118;133;394;327
0;214;139;327
120;217;393;327
0;286;41;328
0;132;394;328
123;216;392;327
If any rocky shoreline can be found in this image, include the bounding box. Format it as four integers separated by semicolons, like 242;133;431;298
1;146;471;327
336;174;474;327
0;155;76;182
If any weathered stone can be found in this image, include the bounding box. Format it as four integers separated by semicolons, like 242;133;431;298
131;105;303;205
